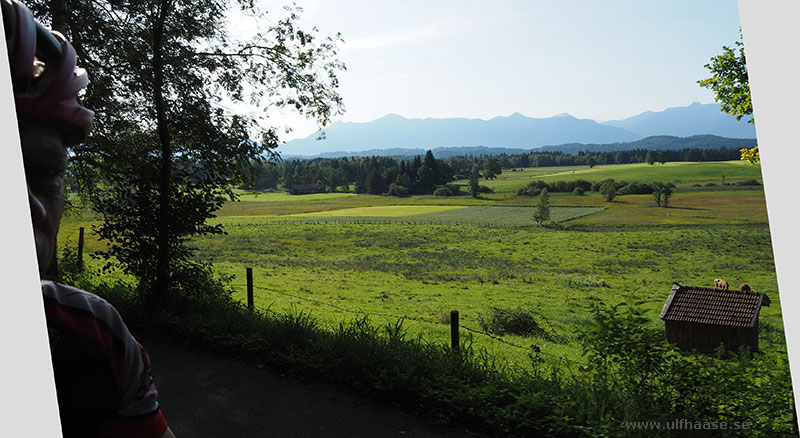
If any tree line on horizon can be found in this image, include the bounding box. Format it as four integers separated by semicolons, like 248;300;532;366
243;146;744;195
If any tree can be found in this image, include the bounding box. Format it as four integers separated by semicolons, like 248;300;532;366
423;150;442;185
651;182;676;208
245;160;280;190
600;181;617;202
587;157;597;168
415;163;436;194
698;34;758;164
469;164;480;198
30;1;344;308
646;150;657;165
661;183;675;207
533;188;551;226
484;157;502;180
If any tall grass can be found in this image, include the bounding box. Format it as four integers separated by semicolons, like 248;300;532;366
60;257;794;437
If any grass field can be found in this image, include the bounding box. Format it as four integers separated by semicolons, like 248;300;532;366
468;160;763;193
61;161;786;373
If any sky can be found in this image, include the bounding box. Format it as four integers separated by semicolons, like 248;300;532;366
230;1;743;141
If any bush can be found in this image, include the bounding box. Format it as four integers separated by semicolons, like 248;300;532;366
477;307;550;338
591;179;616;192
573;187;585;196
617;182;653;195
736;179;761;186
517;180;548;197
552;180;570;193
600;181;617;202
580;299;795;435
574;179;592;192
387;183;409;197
477;185;493;193
433;184;462;196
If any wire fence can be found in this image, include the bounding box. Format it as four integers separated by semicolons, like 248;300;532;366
247;282;587;367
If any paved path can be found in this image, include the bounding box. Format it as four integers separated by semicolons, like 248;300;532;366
139;335;477;438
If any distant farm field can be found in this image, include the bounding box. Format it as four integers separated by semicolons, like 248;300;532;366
287;205;466;218
472;160;763;193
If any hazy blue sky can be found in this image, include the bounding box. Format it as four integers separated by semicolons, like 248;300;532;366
237;1;743;140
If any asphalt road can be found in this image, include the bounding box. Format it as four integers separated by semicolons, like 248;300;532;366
139;335;477;438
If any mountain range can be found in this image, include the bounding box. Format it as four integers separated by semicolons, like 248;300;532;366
278;102;757;158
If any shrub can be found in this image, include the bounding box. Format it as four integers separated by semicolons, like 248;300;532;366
387;183;409;197
600;181;617;202
552;180;570;193
433;184;462;196
477;307;550;338
581;299;795;435
736;179;761;186
573;187;585;196
517;180;548;196
574;179;592;192
591;178;616;192
477;185;493;193
617;182;653;195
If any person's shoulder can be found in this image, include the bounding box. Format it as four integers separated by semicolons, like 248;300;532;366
42;278;113;303
42;280;130;341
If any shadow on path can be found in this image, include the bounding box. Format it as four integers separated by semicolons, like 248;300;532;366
139;335;475;438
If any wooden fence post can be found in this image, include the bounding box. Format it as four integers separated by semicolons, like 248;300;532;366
77;227;84;271
451;310;459;353
246;267;254;310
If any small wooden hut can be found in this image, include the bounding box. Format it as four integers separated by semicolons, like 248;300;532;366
659;282;770;353
289;183;324;195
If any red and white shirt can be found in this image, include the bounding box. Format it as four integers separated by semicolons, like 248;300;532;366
42;280;168;438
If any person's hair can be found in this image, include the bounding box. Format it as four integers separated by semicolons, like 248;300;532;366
3;0;93;145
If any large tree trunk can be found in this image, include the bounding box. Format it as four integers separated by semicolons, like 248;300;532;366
151;0;172;309
49;0;69;36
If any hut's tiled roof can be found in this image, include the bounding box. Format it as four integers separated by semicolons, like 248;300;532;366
659;283;769;328
291;184;322;190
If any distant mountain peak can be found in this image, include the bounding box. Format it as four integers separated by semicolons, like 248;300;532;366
278;102;755;156
377;113;407;121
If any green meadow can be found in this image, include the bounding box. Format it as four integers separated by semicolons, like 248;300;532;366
60;160;784;370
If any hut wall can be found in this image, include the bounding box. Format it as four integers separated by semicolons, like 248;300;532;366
665;321;758;353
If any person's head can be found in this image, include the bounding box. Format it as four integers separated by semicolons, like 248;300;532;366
3;0;93;274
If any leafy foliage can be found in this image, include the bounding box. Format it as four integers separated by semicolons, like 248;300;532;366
477;307;550;338
650;182;676;207
469;164;480;198
698;34;758;165
580;299;795;436
533;188;551;225
484;157;502;180
698;35;753;124
601;180;617;202
29;0;345;306
741;145;760;165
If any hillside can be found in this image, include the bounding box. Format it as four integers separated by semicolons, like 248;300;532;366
279;103;757;157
